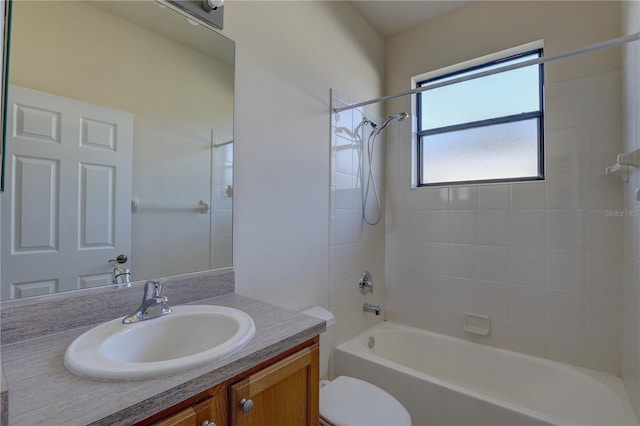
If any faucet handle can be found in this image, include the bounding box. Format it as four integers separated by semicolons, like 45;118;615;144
143;280;165;299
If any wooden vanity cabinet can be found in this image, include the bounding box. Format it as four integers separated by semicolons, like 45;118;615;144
230;342;319;426
143;338;319;426
147;383;228;426
153;392;227;426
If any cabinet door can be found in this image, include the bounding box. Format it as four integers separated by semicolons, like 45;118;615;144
153;407;197;426
230;344;319;426
152;393;227;426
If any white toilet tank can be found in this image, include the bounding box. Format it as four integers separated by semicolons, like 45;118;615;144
301;306;335;379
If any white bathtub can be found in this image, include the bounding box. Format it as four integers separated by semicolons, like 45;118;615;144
334;322;638;426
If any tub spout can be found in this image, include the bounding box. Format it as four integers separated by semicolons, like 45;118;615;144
363;303;381;316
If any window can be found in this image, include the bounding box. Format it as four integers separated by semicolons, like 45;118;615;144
416;47;544;186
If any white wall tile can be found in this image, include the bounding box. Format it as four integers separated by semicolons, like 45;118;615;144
448;210;478;244
423;210;448;243
423;274;453;308
547;249;588;292
466;316;512;349
587;336;621;376
622;256;640;314
477;210;510;246
334;209;365;246
335;187;361;209
447;277;476;314
508;322;546;358
589;123;623;167
588;210;622;252
468;280;511;320
423;242;450;276
511;210;547;248
588;294;620;339
420;307;466;339
509;247;547;288
546;331;587;367
449;278;509;319
547;209;587;250
334;242;366;281
449;186;478;210
397;186;426;210
477;246;510;284
508;285;546;327
385;269;426;301
546;127;588;170
586;71;621;125
546;289;588;335
385;240;425;273
546;168;588;209
545;79;587;130
588;166;623;209
478;185;510;209
335;139;353;174
511;182;547;209
447;244;477;279
588;250;622;295
331;277;364;318
622;306;640;403
394;209;426;241
422;187;449;209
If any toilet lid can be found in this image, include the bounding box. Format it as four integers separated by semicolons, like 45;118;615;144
319;376;411;426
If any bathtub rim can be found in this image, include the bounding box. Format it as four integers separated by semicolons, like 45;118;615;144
335;321;638;426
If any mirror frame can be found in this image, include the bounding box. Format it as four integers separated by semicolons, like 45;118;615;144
0;0;9;193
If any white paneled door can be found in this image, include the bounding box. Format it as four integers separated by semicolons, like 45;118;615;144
2;85;133;299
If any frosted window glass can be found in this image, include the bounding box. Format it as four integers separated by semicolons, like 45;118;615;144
420;54;540;130
421;119;540;185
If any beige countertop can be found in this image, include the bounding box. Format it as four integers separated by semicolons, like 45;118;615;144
1;293;324;425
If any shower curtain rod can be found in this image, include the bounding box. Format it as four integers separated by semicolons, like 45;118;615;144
332;32;640;114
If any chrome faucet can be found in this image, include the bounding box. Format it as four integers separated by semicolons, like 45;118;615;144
113;265;131;285
109;255;131;285
122;280;172;324
363;303;381;316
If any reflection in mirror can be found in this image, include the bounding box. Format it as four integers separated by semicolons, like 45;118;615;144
1;0;234;300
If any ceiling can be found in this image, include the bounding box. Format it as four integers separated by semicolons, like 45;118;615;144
349;0;473;37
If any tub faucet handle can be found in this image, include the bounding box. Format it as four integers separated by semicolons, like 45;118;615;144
359;271;373;294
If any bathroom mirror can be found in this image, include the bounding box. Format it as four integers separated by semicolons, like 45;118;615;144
0;0;234;300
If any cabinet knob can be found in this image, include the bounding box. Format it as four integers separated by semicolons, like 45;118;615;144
239;398;254;413
201;421;216;426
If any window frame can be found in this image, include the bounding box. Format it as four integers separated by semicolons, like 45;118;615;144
416;48;545;187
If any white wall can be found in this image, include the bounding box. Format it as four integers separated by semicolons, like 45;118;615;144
621;0;640;417
224;2;384;311
384;1;623;374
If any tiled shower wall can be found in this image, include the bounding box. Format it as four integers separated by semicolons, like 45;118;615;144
386;73;624;373
383;2;624;375
621;0;640;417
330;96;385;347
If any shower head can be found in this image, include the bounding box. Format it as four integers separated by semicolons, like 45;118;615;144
375;112;408;132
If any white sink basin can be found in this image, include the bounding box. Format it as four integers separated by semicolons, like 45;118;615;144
64;305;256;380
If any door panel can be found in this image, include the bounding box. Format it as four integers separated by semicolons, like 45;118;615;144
12;155;58;252
79;163;115;248
1;85;133;299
